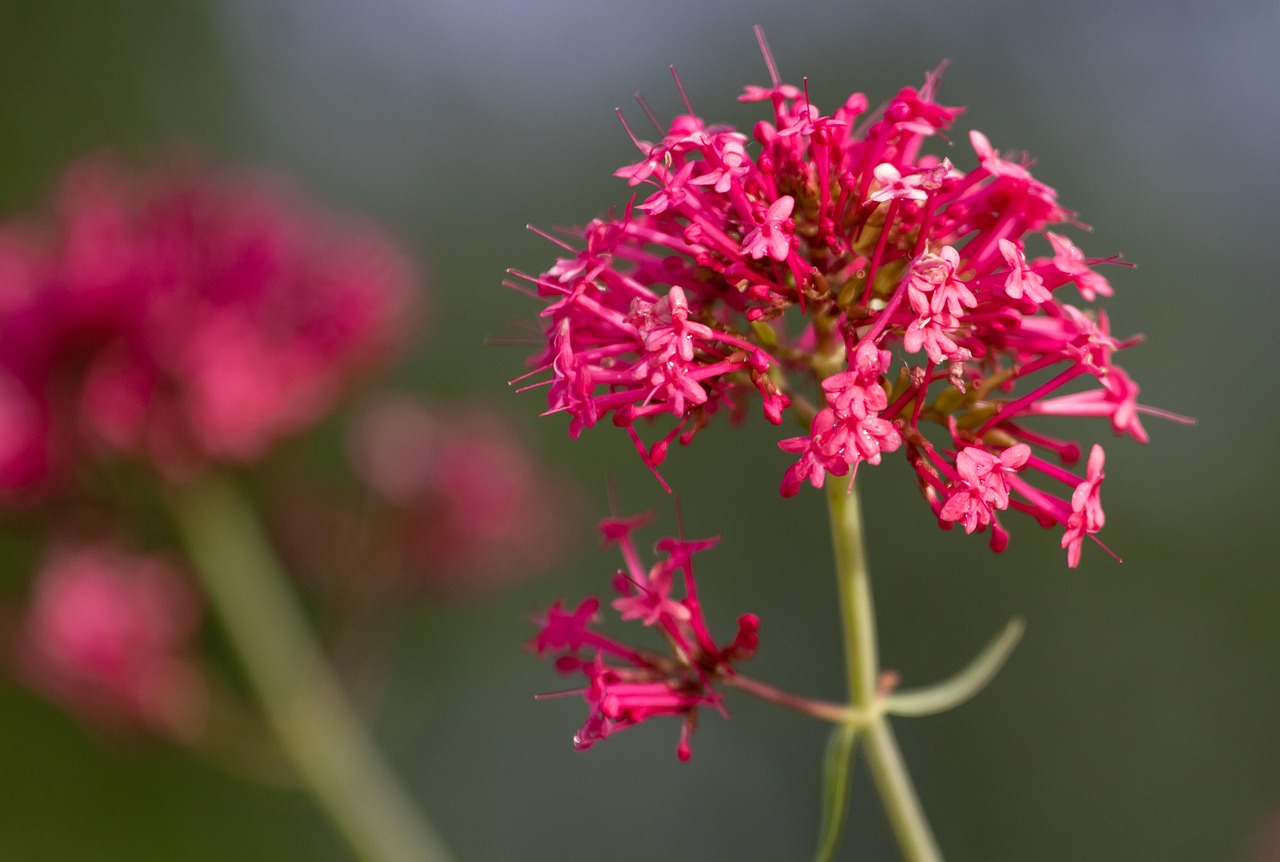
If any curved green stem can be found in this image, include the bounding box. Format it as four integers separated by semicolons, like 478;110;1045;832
821;481;941;862
886;619;1024;717
168;473;455;862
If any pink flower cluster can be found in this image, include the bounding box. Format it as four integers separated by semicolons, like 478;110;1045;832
344;396;574;595
0;156;416;494
11;544;206;738
514;36;1184;565
528;515;758;760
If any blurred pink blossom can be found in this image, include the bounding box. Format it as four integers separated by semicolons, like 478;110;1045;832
11;543;206;739
345;396;575;596
0;155;419;495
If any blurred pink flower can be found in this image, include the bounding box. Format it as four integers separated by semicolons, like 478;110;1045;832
0;155;419;495
344;396;575;596
11;543;206;739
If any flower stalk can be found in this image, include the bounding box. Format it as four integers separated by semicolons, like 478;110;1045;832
168;472;454;862
820;480;940;862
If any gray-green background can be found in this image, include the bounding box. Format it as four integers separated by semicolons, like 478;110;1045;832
1;1;1274;859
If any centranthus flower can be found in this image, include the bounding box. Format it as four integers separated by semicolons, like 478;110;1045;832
0;155;417;494
512;28;1189;565
528;515;759;761
10;543;206;738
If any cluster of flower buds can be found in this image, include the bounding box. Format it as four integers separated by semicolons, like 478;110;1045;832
528;514;758;760
0;156;415;494
514;35;1185;565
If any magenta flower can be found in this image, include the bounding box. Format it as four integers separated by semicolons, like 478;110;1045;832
528;516;758;761
0;155;417;494
513;35;1188;565
11;543;206;738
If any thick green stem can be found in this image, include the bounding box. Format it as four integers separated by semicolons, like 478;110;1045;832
822;481;941;862
168;473;454;862
863;719;940;862
826;480;878;707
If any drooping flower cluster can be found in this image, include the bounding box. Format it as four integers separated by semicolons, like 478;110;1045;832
527;514;758;760
513;35;1185;565
10;543;207;738
0;155;416;495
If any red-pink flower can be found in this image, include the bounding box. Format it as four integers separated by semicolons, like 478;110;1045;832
528;516;757;761
512;32;1187;565
10;544;206;738
939;444;1031;534
1061;445;1106;567
0;155;417;494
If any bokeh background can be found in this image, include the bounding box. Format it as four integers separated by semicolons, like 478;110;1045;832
0;1;1275;860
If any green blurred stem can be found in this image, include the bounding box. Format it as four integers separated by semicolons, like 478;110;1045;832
885;619;1024;718
820;481;941;862
168;473;455;862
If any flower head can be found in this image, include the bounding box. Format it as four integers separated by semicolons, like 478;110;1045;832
528;516;757;761
11;543;206;738
513;30;1187;565
0;155;418;495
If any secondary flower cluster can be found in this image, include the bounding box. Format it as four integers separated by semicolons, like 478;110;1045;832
514;40;1180;565
273;395;576;598
11;543;207;738
0;156;415;495
528;514;758;760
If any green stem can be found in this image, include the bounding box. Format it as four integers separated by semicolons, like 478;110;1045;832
823;480;941;862
863;719;939;862
885;618;1024;718
168;473;455;862
826;480;877;707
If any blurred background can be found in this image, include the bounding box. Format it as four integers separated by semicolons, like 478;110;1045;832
0;1;1275;860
